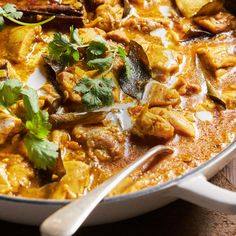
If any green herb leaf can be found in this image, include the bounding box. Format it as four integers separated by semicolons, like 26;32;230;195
49;33;80;66
26;111;52;139
74;77;115;110
117;46;132;78
24;134;59;170
0;3;54;31
70;26;82;45
21;88;39;120
87;56;113;71
2;3;23;19
0;79;23;107
86;39;108;60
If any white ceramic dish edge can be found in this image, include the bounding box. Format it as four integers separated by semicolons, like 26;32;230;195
0;141;235;226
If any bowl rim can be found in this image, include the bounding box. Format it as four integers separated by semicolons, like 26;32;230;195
0;140;235;205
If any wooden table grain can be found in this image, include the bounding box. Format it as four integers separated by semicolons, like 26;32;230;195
0;160;236;236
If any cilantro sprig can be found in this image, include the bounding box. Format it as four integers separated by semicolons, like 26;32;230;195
74;77;115;111
0;3;55;31
48;32;80;67
48;29;132;74
0;79;58;170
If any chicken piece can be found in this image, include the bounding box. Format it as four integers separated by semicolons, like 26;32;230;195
194;12;236;34
20;161;90;199
148;83;180;107
0;113;22;145
106;30;130;44
175;0;223;18
0;153;35;194
7;26;42;63
132;107;175;140
146;45;181;81
57;71;81;103
72;125;125;161
78;27;106;44
94;3;123;32
132;107;195;139
122;17;170;33
197;44;236;76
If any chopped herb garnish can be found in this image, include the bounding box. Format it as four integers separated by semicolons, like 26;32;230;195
74;77;115;111
70;25;82;46
24;134;58;170
0;79;59;170
0;3;55;30
49;32;80;66
87;56;113;71
26;111;52;140
0;79;22;107
117;46;132;78
86;39;108;60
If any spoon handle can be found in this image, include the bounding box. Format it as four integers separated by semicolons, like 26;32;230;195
40;145;173;236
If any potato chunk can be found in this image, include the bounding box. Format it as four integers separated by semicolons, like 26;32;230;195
148;83;180;107
197;44;236;76
175;0;223;18
7;26;42;63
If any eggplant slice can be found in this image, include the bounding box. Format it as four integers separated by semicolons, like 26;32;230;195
119;40;151;100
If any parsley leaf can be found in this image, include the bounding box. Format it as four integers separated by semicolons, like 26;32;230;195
86;39;108;60
74;77;115;111
24;135;59;170
87;56;113;71
26;111;52;139
48;33;80;66
117;47;132;78
0;79;23;107
21;88;39;120
70;26;82;46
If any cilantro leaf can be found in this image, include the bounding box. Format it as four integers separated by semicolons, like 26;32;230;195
117;47;132;78
86;39;108;60
48;33;80;66
70;26;82;45
2;3;23;19
0;79;23;107
0;3;54;31
21;88;39;120
26;111;52;139
24;135;59;170
74;77;115;110
87;56;113;71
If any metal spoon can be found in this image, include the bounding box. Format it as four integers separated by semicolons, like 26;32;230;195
40;145;173;236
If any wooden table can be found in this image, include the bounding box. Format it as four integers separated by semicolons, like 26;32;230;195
1;160;236;236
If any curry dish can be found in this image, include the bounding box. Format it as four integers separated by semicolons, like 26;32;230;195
0;0;235;200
